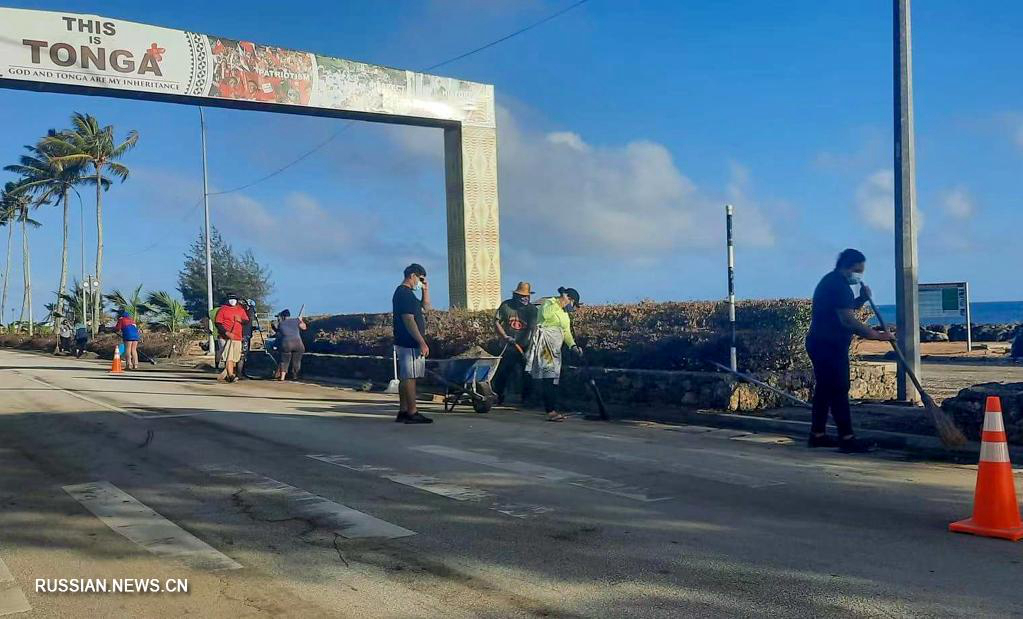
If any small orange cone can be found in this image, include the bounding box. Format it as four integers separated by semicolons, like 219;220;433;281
109;345;123;375
949;396;1023;541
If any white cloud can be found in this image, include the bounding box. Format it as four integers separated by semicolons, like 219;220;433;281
395;106;777;260
725;161;775;247
546;131;590;152
214;192;353;262
212;191;440;267
855;169;894;231
941;185;975;219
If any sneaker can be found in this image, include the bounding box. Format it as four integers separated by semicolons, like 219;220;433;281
838;437;873;454
807;434;839;448
395;411;409;423
404;413;433;424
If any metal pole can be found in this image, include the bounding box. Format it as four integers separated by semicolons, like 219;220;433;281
199;107;215;358
964;282;972;353
80;196;86;327
894;0;921;402
726;204;737;372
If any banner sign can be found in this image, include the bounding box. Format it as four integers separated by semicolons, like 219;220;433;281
0;7;495;128
919;282;968;319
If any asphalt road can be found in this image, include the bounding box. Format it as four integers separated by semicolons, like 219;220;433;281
0;348;1021;618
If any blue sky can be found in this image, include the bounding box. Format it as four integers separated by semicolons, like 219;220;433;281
1;0;1020;320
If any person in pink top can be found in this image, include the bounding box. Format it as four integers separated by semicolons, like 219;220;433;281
114;310;142;370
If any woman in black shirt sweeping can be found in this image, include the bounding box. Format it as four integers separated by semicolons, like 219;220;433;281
806;249;894;453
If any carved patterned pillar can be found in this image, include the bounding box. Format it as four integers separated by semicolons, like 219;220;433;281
444;124;501;310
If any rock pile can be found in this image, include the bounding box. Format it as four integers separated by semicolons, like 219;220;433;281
941;382;1023;444
919;323;1022;343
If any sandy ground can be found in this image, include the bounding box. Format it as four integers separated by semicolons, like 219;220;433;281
856;340;1012;359
853;341;1020;403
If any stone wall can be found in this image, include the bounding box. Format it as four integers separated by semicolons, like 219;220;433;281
942;383;1023;444
300;353;896;412
301;353;393;383
560;362;894;412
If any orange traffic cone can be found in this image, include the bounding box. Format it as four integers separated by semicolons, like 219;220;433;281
949;396;1023;541
109;345;123;375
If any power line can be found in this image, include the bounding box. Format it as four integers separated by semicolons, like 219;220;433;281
424;0;589;72
122;196;204;257
208;0;590;196
207;123;356;196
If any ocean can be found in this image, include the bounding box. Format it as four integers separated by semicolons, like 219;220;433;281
873;301;1023;325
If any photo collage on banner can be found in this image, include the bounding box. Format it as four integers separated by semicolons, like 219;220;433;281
207;36;315;106
314;56;407;115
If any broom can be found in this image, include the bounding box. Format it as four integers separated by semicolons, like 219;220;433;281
865;294;966;448
576;349;609;421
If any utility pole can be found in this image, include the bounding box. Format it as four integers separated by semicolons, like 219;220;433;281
725;204;737;372
199;107;215;358
894;0;921;402
79;195;86;327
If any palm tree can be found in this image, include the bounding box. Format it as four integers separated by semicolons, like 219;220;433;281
16;193;41;335
146;290;190;333
0;182;30;331
5;136;88;338
58;280;87;325
104;284;150;324
0;200;10;332
45;114;138;336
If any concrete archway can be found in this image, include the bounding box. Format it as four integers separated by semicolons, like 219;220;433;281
0;7;502;309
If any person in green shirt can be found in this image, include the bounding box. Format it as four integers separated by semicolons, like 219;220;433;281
524;286;583;422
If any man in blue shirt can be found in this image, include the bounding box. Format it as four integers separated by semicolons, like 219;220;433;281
393;264;432;425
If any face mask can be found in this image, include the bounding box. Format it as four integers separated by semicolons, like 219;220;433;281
847;272;863;285
413;280;423;292
515;294;529;305
227;299;238;306
564;303;576;314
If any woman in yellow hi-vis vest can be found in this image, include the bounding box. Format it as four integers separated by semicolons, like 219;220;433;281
524;287;582;422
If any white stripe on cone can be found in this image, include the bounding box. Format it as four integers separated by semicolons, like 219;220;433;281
980;441;1011;463
983;411;1006;432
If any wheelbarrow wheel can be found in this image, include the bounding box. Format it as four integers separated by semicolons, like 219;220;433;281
473;382;495;414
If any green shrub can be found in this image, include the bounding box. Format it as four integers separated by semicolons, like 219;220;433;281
305;299;814;373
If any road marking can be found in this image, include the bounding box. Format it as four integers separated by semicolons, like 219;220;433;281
15;372;216;420
730;433;795;445
413;446;578;481
586;433;642;443
502;437;785;489
63;481;241;571
128;411;209;419
307;455;551;518
0;556;31;616
412;445;673;502
704;429;753;439
18;373;141;419
200;464;416;538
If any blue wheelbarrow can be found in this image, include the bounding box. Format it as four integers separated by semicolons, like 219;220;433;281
428;346;505;414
